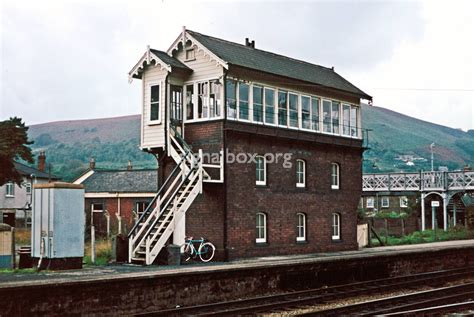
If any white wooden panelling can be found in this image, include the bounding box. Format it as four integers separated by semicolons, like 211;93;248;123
142;65;168;149
174;45;223;82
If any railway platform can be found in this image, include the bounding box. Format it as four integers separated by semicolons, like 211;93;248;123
1;239;473;315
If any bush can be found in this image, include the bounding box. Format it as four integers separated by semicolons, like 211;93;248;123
84;239;112;265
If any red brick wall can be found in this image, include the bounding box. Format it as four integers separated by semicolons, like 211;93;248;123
162;120;362;260
85;197;153;237
224;130;361;259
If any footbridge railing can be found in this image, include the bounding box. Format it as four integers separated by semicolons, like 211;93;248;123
362;171;474;192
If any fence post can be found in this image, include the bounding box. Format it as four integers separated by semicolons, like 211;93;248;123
91;225;96;264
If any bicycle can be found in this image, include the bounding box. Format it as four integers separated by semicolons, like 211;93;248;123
180;237;216;262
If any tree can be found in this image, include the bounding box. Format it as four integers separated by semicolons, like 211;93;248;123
0;117;34;186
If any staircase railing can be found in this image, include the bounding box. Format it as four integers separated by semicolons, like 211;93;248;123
127;152;189;239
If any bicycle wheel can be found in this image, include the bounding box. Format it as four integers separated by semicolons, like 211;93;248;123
180;243;194;262
198;242;215;262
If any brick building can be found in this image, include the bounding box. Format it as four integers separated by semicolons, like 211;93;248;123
127;28;372;264
73;163;158;237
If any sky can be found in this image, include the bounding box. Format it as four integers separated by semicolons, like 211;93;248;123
1;0;473;131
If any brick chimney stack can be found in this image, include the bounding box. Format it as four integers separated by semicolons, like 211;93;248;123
38;152;46;172
89;157;96;170
127;160;133;171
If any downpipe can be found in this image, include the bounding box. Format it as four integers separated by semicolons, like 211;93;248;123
36;236;46;271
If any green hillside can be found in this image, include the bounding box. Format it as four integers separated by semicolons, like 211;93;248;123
26;107;473;181
362;104;474;173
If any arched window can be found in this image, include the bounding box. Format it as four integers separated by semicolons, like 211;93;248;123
256;212;267;243
296;213;306;242
256;156;267;185
332;213;341;240
331;163;340;189
296;159;306;188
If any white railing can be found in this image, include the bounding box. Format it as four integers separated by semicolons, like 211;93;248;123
362;171;474;192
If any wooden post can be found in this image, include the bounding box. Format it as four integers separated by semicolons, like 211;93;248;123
367;221;372;247
91;225;96;264
384;219;388;244
401;218;405;237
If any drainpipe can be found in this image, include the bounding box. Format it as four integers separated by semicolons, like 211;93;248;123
164;73;170;156
222;69;229;261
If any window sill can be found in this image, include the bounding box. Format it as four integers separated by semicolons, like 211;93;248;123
331;238;342;243
148;120;162;126
331;186;340;190
255;184;268;189
296;240;308;244
5;195;15;198
255;242;268;246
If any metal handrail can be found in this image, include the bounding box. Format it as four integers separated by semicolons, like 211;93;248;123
127;152;189;238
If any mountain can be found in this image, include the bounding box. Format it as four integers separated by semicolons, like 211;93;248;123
361;104;474;172
26;107;473;181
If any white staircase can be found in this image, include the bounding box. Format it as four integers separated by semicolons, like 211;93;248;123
128;126;205;265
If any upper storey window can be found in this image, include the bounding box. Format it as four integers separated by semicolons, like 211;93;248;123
223;79;360;139
226;80;237;119
150;84;160;123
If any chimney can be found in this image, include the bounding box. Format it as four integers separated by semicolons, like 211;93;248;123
245;38;255;48
127;160;133;171
38;152;46;172
89;157;96;170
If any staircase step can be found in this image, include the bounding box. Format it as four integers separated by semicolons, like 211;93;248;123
131;257;145;262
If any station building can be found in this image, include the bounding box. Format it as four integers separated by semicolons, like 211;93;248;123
127;28;372;264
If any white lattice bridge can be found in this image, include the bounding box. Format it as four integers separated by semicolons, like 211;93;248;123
363;171;474;192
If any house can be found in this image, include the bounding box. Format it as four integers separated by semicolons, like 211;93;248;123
128;28;372;264
0;152;59;227
73;160;158;237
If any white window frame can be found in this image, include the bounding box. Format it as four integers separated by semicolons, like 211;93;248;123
296;213;306;242
331;163;340;189
148;82;161;125
136;201;148;215
332;213;341;240
256;155;267;186
256;212;267;243
25;182;32;194
264;87;276;125
238;82;250;122
252;85;264;124
296;159;306;188
400;196;408;208
91;203;104;213
288;92;299;129
5;182;14;197
366;197;375;208
185;78;224;123
381;196;390;208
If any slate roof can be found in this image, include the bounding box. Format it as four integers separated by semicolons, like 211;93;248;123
150;49;191;70
187;30;371;100
14;162;59;180
81;169;158;193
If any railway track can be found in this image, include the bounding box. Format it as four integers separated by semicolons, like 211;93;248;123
309;282;474;316
137;266;474;316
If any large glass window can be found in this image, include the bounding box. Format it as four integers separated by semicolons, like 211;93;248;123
264;88;275;124
332;101;340;134
239;83;249;120
381;197;389;208
5;182;14;197
332;213;340;240
210;81;221;118
343;104;351;136
296;159;306;188
253;86;264;123
331;162;340;189
256;156;267;186
312;97;320;131
301;96;311;129
226;80;237;119
322;99;331;132
198;82;209;119
150;84;160;122
186;84;194;120
256;213;267;243
350;105;359;137
289;93;299;128
278;90;288;126
297;213;306;242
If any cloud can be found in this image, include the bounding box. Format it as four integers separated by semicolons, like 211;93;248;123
0;0;472;131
